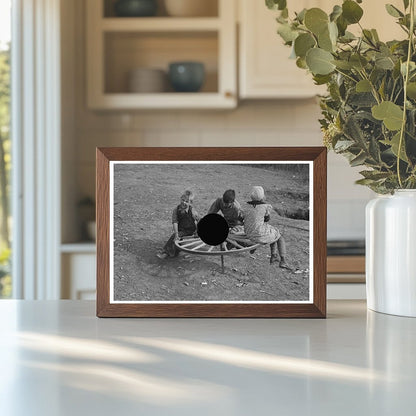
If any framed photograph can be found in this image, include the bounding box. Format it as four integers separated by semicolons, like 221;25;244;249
96;147;327;317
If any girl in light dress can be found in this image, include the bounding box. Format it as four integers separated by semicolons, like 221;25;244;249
243;186;289;268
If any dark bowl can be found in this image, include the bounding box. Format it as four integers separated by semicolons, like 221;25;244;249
114;0;158;17
168;62;205;93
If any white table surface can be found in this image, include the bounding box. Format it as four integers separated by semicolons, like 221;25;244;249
0;300;415;416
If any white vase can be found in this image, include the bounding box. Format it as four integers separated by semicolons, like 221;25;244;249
366;189;416;317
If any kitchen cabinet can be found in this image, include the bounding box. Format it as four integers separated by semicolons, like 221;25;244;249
61;245;96;300
86;0;237;109
238;0;325;99
238;0;404;99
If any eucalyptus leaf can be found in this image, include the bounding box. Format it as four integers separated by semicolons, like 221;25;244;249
375;55;395;70
407;82;416;99
304;8;328;35
333;60;353;70
401;61;416;76
336;15;348;36
328;21;338;44
369;137;382;163
334;139;355;151
276;14;288;24
294;33;316;58
296;57;308;69
350;54;368;70
339;31;356;43
269;0;415;193
360;171;391;181
350;152;368;167
313;74;332;85
330;5;342;22
342;0;363;24
386;132;409;162
356;79;372;93
318;27;334;52
363;29;376;46
348;92;377;107
296;8;307;23
372;101;404;130
277;23;298;43
385;4;404;17
355;178;378;186
266;0;287;11
371;29;380;42
306;48;335;75
343;114;367;147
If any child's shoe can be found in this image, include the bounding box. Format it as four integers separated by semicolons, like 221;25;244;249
270;254;279;264
279;259;291;270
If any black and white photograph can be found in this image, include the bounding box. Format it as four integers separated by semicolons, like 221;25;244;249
110;161;313;304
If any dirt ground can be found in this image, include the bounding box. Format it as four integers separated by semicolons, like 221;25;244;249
113;163;311;302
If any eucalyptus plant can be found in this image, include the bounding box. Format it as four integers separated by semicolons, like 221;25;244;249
266;0;416;193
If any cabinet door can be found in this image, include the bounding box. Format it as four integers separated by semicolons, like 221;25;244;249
239;0;325;99
239;0;404;99
61;253;96;300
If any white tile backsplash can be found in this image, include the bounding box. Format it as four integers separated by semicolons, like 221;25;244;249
74;100;369;240
328;199;369;240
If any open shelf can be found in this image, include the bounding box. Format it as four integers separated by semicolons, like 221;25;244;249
86;0;236;109
101;17;221;31
103;0;219;18
104;31;218;94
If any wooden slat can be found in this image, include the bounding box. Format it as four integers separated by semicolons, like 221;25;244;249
192;243;206;251
181;240;201;248
179;237;199;243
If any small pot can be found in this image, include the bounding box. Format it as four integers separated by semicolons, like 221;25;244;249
128;68;167;93
86;221;96;242
168;62;205;92
114;0;158;17
164;0;218;17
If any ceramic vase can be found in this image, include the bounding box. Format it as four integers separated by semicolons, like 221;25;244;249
366;189;416;317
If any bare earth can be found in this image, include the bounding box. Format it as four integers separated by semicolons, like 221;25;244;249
113;163;311;302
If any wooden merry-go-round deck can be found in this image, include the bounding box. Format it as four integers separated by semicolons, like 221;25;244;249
174;233;260;273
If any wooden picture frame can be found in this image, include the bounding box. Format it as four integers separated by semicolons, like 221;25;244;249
96;147;327;317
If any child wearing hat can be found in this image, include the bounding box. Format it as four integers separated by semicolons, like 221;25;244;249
243;186;289;268
157;190;199;258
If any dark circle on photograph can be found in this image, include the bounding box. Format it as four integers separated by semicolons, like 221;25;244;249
197;214;229;246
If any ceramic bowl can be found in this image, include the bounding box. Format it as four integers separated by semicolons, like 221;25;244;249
114;0;158;17
128;68;167;93
164;0;217;17
168;62;205;92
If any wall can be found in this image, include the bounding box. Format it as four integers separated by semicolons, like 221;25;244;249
61;0;374;243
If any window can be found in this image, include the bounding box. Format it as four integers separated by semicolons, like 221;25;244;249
0;0;11;298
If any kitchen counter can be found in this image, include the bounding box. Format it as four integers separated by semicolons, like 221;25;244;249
0;300;415;415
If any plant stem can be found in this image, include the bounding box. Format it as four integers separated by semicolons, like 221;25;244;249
397;0;415;188
334;68;358;84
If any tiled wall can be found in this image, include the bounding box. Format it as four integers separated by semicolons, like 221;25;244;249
62;0;374;243
71;101;374;241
